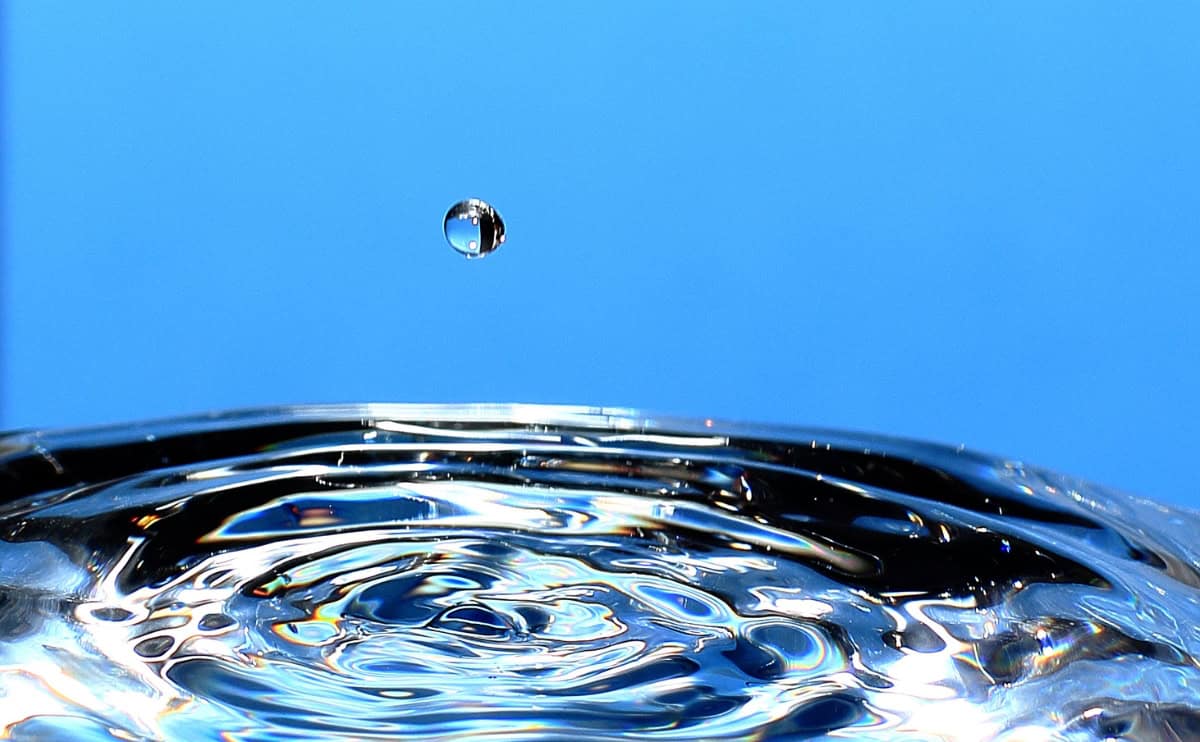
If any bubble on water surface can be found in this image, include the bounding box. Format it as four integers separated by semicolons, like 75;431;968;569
443;198;505;258
0;404;1198;740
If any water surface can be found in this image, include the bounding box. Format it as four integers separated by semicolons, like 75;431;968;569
0;404;1197;740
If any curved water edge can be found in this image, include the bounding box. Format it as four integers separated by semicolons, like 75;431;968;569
0;404;1197;740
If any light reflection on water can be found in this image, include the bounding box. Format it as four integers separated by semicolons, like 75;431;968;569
0;404;1197;740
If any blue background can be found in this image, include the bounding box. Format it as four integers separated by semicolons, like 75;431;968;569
2;4;1198;508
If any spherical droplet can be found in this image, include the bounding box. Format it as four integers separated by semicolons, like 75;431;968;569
443;198;505;259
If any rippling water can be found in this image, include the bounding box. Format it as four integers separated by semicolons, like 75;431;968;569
0;405;1197;740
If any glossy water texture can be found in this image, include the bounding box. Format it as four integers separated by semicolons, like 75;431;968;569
0;405;1197;741
443;199;505;258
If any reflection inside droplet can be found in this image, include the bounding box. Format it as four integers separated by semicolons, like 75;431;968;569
443;198;506;259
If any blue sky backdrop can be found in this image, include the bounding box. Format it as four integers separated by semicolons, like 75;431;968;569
2;3;1198;508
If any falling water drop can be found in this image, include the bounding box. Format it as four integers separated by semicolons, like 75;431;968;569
443;198;506;259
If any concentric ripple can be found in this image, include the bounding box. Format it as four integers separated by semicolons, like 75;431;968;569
0;404;1198;740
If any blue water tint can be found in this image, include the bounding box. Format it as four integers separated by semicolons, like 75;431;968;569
0;404;1198;740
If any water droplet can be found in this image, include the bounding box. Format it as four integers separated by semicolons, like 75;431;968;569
443;198;506;259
